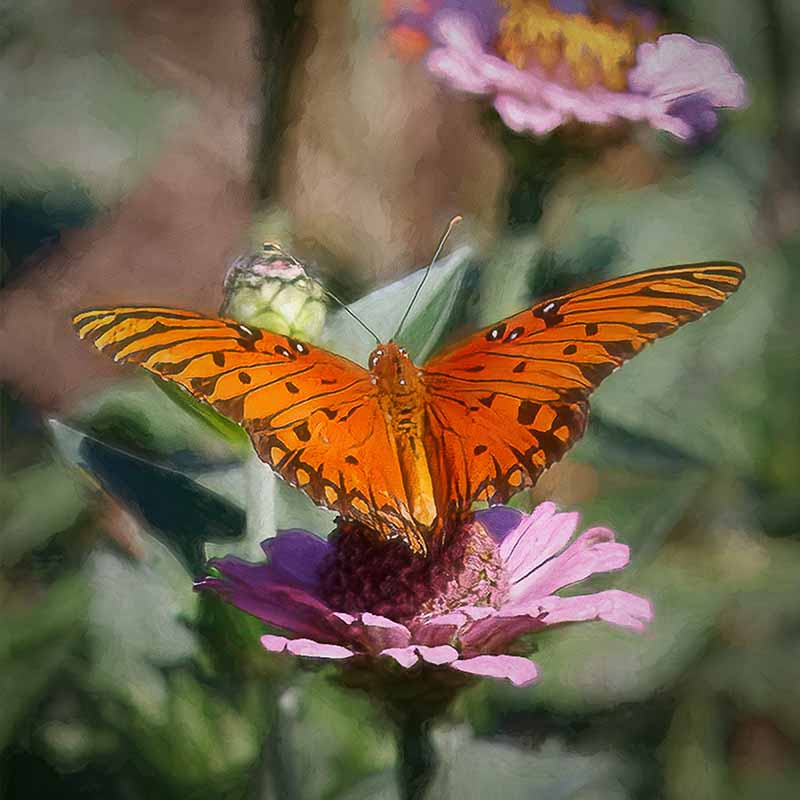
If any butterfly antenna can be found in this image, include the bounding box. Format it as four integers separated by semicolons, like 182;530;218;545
323;287;381;344
393;215;462;341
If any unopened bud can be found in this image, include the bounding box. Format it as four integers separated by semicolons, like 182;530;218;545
222;244;327;342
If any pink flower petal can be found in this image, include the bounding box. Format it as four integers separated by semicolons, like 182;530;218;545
500;503;579;581
525;589;654;632
451;655;539;687
630;34;747;108
459;605;496;620
427;12;494;93
509;526;630;602
338;613;412;652
495;93;566;135
381;646;420;669
380;644;459;669
286;639;354;659
459;609;547;655
411;611;468;646
426;14;745;139
260;634;353;660
417;645;459;666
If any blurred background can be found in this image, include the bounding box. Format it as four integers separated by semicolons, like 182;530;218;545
1;1;798;797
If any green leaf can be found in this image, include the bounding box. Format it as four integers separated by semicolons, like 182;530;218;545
321;245;474;364
154;379;250;452
0;576;89;748
49;419;245;573
69;379;239;464
0;461;89;567
477;232;542;325
120;669;258;794
85;539;196;715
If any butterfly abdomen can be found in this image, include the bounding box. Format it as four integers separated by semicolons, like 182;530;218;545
368;343;437;546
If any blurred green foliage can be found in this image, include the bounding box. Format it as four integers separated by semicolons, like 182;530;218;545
2;0;800;798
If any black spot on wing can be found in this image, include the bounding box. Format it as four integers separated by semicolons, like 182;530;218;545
517;400;538;426
287;337;309;355
534;300;564;327
486;323;507;342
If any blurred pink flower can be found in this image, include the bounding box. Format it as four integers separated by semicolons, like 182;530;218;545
196;502;652;688
386;1;747;139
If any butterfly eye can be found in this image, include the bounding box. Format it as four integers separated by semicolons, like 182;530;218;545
370;350;384;369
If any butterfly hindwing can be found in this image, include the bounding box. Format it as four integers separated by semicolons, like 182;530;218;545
422;262;745;513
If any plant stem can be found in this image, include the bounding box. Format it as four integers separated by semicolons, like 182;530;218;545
256;685;298;800
396;715;438;800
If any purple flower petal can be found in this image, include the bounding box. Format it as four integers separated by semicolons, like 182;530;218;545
500;503;579;582
261;634;353;660
197;564;339;641
451;655;539;687
509;526;630;602
474;506;524;543
525;589;654;632
261;529;330;591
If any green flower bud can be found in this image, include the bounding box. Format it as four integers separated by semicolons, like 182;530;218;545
221;243;327;342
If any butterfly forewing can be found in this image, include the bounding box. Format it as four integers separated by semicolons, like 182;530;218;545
422;262;745;514
72;307;427;550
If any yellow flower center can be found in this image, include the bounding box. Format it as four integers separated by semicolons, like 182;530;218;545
497;0;655;91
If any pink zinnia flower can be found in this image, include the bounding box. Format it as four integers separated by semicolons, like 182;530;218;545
196;502;652;688
385;1;747;139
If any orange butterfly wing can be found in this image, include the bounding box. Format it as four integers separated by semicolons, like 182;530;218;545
422;262;745;518
72;307;426;551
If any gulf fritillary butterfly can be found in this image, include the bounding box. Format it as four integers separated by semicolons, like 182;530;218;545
73;260;744;555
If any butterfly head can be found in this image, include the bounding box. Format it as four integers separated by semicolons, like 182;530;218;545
368;342;418;393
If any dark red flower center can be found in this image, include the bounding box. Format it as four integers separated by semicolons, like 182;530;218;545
319;519;509;625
